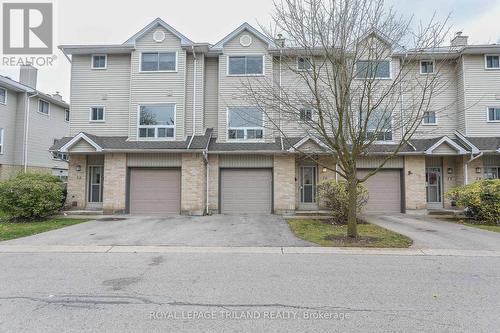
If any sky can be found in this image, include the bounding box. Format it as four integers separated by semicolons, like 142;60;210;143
1;0;500;100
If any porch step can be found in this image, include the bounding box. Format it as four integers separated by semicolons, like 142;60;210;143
62;210;104;216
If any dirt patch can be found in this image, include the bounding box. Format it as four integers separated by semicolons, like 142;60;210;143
324;235;379;245
98;218;127;222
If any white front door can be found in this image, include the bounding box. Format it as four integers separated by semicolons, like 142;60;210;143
88;166;103;204
426;167;442;208
299;166;318;210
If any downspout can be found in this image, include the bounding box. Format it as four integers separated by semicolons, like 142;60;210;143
187;46;197;148
464;152;483;185
279;45;284;150
24;92;39;172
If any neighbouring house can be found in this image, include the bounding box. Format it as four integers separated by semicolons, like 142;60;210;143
0;65;70;181
52;18;500;215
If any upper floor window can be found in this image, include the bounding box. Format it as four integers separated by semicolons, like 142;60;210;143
356;60;391;79
91;54;107;69
0;87;6;105
299;108;313;121
90;107;105;122
228;55;264;75
138;104;175;139
420;60;434;74
141;52;176;72
361;109;392;141
52;151;69;161
485;55;500;69
65;109;70;122
0;128;3;154
38;99;50;115
228;107;264;140
487;107;500;122
297;57;312;71
423;111;437;124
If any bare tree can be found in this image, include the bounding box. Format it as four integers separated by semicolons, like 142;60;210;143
239;0;451;237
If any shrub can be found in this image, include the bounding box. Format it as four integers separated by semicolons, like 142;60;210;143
446;179;500;225
0;172;65;220
317;179;369;223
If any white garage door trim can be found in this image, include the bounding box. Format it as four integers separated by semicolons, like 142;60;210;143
357;169;404;214
128;168;181;215
219;168;273;214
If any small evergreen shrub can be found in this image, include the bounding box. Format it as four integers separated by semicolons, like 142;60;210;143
317;179;369;223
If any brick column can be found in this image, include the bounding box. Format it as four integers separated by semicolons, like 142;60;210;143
443;156;459;208
207;154;219;214
181;153;206;215
67;154;87;209
103;153;127;214
466;156;484;184
404;156;426;210
274;154;296;215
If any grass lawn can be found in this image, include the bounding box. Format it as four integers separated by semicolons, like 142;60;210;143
0;216;89;241
435;217;500;233
287;219;413;248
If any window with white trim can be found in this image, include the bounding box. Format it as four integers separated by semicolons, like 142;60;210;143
91;54;107;69
484;167;499;179
52;152;69;161
38;100;50;115
228;56;263;75
138;104;175;138
485;55;500;69
90;107;105;122
65;109;70;122
356;60;391;79
361;109;392;141
423;111;437;124
299;109;313;121
420;60;434;74
228;107;264;140
297;57;312;71
487;107;500;122
141;52;176;71
0;128;3;154
0;87;6;105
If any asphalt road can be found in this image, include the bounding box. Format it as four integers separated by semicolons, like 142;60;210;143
0;251;499;332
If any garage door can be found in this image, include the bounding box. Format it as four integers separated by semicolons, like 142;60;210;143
357;170;402;214
129;169;181;215
220;169;272;214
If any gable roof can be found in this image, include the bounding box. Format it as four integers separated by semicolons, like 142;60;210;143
287;136;332;153
424;136;468;155
212;22;275;49
123;17;194;46
59;132;103;153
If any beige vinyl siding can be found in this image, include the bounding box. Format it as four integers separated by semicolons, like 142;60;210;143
204;57;219;136
69;140;97;153
70;54;131;136
433;142;458;155
456;56;466;133
463;54;500;137
26;98;69;169
185;53;205;136
127;153;182;167
129;26;186;141
356;156;403;169
217;30;274;143
219;154;273;168
13;93;27;165
0;88;19;164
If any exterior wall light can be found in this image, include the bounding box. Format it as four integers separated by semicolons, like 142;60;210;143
475;167;482;174
447;168;453;174
76;165;81;172
322;167;327;173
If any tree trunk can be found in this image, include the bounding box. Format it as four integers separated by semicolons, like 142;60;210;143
347;177;358;238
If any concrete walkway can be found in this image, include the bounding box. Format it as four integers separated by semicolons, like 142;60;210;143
366;214;500;250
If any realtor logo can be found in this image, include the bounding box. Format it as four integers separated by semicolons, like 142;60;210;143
2;3;53;54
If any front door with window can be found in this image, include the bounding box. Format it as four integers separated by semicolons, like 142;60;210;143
88;166;103;207
299;166;318;210
426;167;442;209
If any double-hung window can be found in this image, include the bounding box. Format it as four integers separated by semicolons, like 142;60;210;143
90;107;105;122
485;55;500;69
0;87;6;105
228;107;264;140
297;57;312;71
138;104;175;139
361;109;392;141
0;128;3;154
420;60;434;74
299;109;313;121
228;56;264;75
38;99;50;115
423;111;437;124
141;52;176;72
487;107;500;122
356;60;391;79
91;54;107;69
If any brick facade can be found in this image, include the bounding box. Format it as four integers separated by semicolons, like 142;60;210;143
273;154;296;214
0;164;52;180
404;156;427;210
66;155;87;209
103;153;127;214
181;153;206;215
207;154;219;214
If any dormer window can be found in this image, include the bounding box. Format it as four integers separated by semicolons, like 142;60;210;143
228;56;264;75
91;54;107;69
485;55;499;69
420;60;434;74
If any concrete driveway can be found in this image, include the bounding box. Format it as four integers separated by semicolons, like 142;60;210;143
366;214;500;250
2;215;314;247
